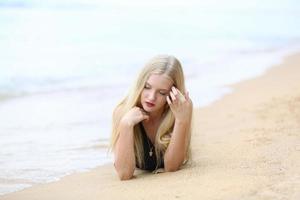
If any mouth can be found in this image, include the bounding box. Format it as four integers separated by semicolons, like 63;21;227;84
145;101;155;107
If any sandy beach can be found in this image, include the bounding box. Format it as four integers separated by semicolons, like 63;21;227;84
1;52;300;200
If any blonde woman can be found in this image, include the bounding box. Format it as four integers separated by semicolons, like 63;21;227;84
110;55;193;180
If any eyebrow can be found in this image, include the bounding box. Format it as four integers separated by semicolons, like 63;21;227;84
145;82;170;91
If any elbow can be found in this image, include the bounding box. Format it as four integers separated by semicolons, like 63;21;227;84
164;159;182;172
114;163;134;180
164;165;180;172
164;154;184;172
118;170;134;181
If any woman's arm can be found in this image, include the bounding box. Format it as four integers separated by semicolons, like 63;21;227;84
114;120;136;180
164;118;191;171
113;107;149;180
164;87;193;171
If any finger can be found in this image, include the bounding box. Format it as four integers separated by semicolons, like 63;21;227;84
173;87;183;101
143;109;149;115
172;87;185;102
140;110;149;120
167;96;174;111
184;91;190;101
170;91;177;102
137;107;144;113
171;86;178;96
166;95;172;105
143;114;149;121
139;107;145;113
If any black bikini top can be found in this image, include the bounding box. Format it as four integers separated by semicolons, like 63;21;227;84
136;123;164;171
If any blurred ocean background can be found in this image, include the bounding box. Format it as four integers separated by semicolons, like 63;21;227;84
0;0;300;195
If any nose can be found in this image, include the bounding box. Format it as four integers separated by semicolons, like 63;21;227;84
147;90;156;101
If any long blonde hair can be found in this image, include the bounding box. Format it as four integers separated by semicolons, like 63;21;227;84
110;55;187;169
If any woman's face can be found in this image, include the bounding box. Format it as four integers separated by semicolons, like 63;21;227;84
140;74;173;114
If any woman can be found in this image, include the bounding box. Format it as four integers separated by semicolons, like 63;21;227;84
110;55;193;180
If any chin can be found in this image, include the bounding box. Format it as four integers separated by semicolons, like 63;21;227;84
142;104;154;113
142;106;152;113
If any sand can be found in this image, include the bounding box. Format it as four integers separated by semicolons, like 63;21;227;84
1;53;300;200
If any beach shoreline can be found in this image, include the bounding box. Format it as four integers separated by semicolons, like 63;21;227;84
1;52;300;200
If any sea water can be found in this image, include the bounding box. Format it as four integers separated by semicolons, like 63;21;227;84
0;0;300;195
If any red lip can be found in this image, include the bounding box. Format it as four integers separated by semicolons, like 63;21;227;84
145;102;155;107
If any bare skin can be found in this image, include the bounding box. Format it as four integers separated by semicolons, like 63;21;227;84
114;74;193;180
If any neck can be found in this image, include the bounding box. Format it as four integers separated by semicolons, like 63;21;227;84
144;108;164;125
148;110;163;122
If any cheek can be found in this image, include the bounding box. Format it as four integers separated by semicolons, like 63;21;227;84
140;90;149;102
157;96;167;106
140;91;146;101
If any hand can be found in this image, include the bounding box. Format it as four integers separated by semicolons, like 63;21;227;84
166;86;193;123
121;107;149;127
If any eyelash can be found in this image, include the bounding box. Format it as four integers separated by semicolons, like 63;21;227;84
144;85;167;96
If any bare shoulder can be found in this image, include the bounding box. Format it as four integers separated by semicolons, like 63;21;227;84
112;105;124;122
113;104;122;115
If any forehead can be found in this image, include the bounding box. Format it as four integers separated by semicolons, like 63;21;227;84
146;74;173;90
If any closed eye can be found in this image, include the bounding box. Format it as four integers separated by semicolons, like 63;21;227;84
159;91;167;95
